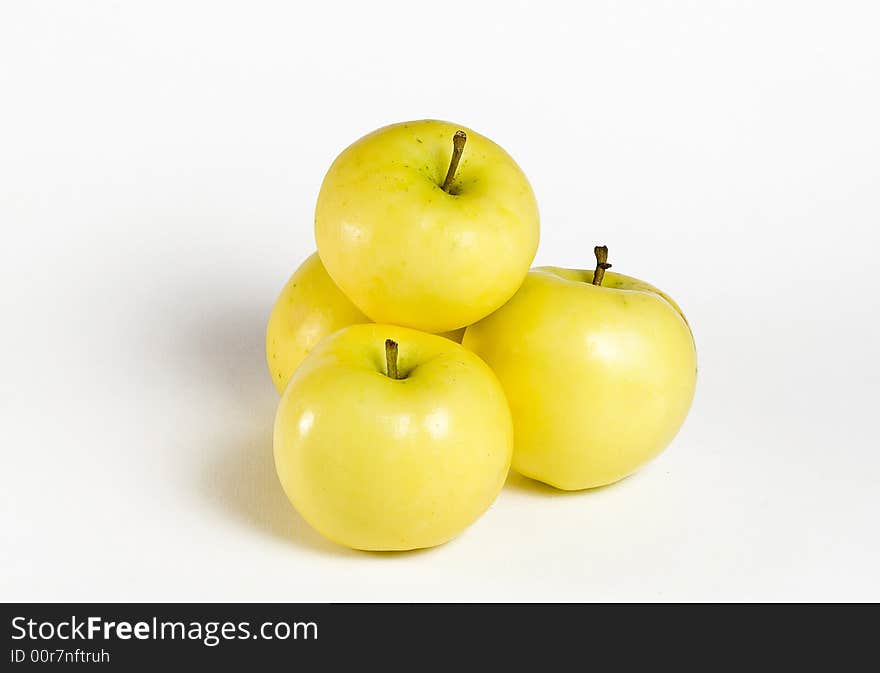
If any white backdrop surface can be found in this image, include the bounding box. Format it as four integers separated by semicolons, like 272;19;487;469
1;1;878;601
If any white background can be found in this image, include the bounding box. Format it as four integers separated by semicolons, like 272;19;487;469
2;1;878;602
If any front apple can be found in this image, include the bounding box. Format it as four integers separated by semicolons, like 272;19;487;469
463;247;697;491
273;324;513;551
315;120;540;333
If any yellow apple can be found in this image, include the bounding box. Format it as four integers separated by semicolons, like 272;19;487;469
266;252;369;394
314;120;540;333
274;324;513;551
266;252;464;394
462;247;697;490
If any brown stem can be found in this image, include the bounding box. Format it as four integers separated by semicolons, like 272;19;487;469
385;339;400;380
592;245;612;286
441;130;467;193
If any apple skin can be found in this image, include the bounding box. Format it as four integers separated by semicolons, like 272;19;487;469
266;252;369;394
462;266;697;491
314;120;540;333
266;252;464;394
273;324;513;551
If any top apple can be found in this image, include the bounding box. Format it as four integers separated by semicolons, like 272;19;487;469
315;120;540;333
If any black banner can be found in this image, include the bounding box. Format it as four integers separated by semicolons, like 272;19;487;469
1;603;873;668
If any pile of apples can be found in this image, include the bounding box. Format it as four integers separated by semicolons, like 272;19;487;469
267;120;696;551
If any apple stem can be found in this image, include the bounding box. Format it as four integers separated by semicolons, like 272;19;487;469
592;245;612;286
441;130;467;193
385;339;401;380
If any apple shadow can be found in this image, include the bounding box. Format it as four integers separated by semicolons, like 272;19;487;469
504;469;632;497
174;294;357;557
204;423;353;556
